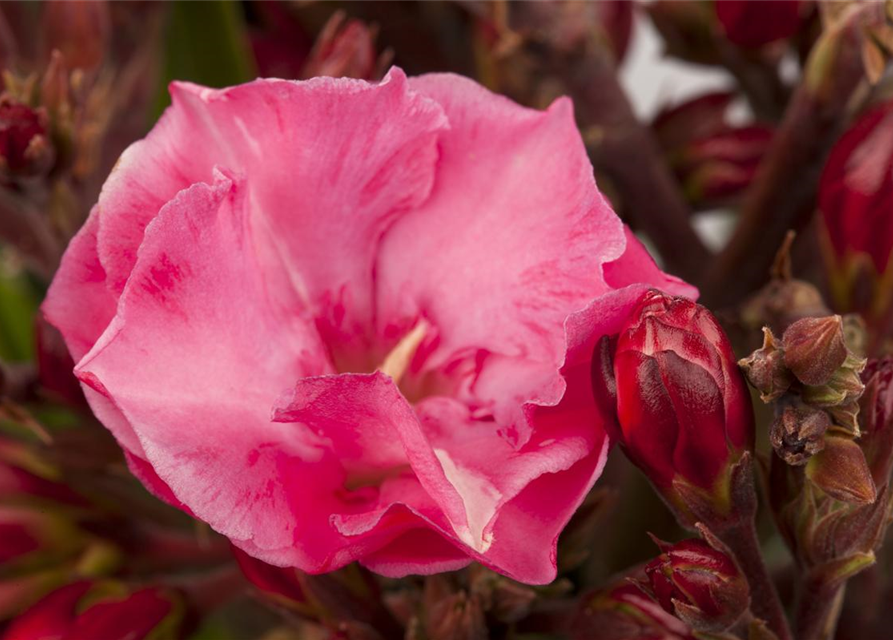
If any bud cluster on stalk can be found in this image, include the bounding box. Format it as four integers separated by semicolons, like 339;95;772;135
592;290;756;533
741;310;893;592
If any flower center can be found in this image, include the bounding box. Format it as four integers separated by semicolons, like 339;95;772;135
376;319;430;387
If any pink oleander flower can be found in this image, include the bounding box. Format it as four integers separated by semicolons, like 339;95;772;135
42;68;693;584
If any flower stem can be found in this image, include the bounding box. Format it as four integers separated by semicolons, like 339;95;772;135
718;520;793;640
795;577;846;640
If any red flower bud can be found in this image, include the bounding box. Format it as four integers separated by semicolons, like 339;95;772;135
0;99;53;180
644;536;749;632
595;290;754;494
2;581;182;640
715;0;804;48
301;12;385;81
819;101;893;348
653;93;774;207
572;583;696;640
678;126;774;205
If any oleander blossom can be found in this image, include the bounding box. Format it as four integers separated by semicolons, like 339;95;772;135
42;68;694;584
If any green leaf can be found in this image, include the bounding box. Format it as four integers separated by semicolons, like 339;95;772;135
0;258;39;362
153;0;257;120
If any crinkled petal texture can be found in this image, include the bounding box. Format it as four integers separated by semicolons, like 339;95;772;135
43;68;695;584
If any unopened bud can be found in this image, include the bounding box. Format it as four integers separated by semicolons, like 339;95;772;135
806;435;877;504
0;99;54;181
770;400;831;465
571;583;695;640
783;316;849;387
594;290;754;528
302;12;386;81
644;533;749;632
739;328;793;402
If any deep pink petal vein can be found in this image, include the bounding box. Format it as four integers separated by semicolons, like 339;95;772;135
42;68;695;584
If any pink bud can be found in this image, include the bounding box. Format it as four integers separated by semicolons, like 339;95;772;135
301;12;383;81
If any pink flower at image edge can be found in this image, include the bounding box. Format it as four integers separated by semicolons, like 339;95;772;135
42;68;695;584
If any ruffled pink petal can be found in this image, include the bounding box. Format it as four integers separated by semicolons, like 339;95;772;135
42;213;114;363
377;73;625;372
41;213;146;456
75;174;342;567
157;69;446;370
272;373;473;554
360;528;472;578
604;226;699;299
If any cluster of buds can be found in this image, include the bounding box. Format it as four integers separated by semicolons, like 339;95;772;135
0;0;114;188
592;290;756;533
769;357;893;558
819;99;893;354
652;92;774;209
1;580;182;640
741;301;893;634
740;316;868;476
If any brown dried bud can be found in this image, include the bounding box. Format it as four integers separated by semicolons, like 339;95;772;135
770;400;830;465
738;328;792;402
783;316;849;386
806;435;877;504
